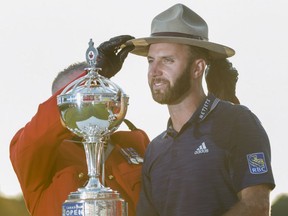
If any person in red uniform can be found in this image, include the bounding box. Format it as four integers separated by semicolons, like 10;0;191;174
10;36;149;216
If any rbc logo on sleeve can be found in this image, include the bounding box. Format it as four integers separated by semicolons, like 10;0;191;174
246;152;268;174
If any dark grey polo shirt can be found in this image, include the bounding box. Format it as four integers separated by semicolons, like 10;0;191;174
137;94;275;216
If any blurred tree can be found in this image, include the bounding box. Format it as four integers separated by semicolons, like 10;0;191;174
0;195;30;216
271;194;288;216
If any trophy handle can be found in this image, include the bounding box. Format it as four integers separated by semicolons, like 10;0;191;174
116;95;129;120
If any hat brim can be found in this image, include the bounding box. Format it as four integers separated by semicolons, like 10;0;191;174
127;36;235;59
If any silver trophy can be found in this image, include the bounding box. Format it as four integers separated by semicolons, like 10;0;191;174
57;39;129;216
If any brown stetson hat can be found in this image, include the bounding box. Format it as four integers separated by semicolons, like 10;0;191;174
128;3;235;59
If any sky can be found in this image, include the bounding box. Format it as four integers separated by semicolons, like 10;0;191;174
0;0;287;204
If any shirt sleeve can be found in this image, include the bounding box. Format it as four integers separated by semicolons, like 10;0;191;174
229;106;275;192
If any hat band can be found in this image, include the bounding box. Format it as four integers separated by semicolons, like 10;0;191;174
151;32;208;41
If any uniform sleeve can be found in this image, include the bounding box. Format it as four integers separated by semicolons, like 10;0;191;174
229;106;275;192
9;92;73;214
106;129;150;216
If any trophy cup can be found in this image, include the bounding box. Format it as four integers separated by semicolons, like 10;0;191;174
57;39;129;216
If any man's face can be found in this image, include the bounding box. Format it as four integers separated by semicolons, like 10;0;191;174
147;43;193;105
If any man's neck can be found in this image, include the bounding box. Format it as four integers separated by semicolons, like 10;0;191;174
168;91;206;132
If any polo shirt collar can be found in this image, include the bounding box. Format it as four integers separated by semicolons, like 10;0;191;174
165;93;220;137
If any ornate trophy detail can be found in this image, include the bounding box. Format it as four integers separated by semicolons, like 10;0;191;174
57;39;129;216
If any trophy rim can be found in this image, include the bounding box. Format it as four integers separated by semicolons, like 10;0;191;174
57;92;129;105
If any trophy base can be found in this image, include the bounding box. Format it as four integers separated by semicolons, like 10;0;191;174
62;189;127;216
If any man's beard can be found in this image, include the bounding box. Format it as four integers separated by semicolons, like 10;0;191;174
150;67;191;105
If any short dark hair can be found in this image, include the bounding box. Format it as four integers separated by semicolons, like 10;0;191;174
52;62;88;94
188;46;209;63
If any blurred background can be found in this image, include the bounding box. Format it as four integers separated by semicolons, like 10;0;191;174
0;0;287;215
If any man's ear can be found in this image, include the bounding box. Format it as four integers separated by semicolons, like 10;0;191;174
192;59;206;79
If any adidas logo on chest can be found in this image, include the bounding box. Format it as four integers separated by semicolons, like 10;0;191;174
194;142;209;155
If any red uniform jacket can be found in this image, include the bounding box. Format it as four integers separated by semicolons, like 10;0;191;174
10;91;149;216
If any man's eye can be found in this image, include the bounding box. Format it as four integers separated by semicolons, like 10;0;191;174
163;58;174;63
147;58;153;64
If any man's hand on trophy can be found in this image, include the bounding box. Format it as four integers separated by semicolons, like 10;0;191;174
96;35;135;78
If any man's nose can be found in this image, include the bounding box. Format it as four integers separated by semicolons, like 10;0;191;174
149;62;163;76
